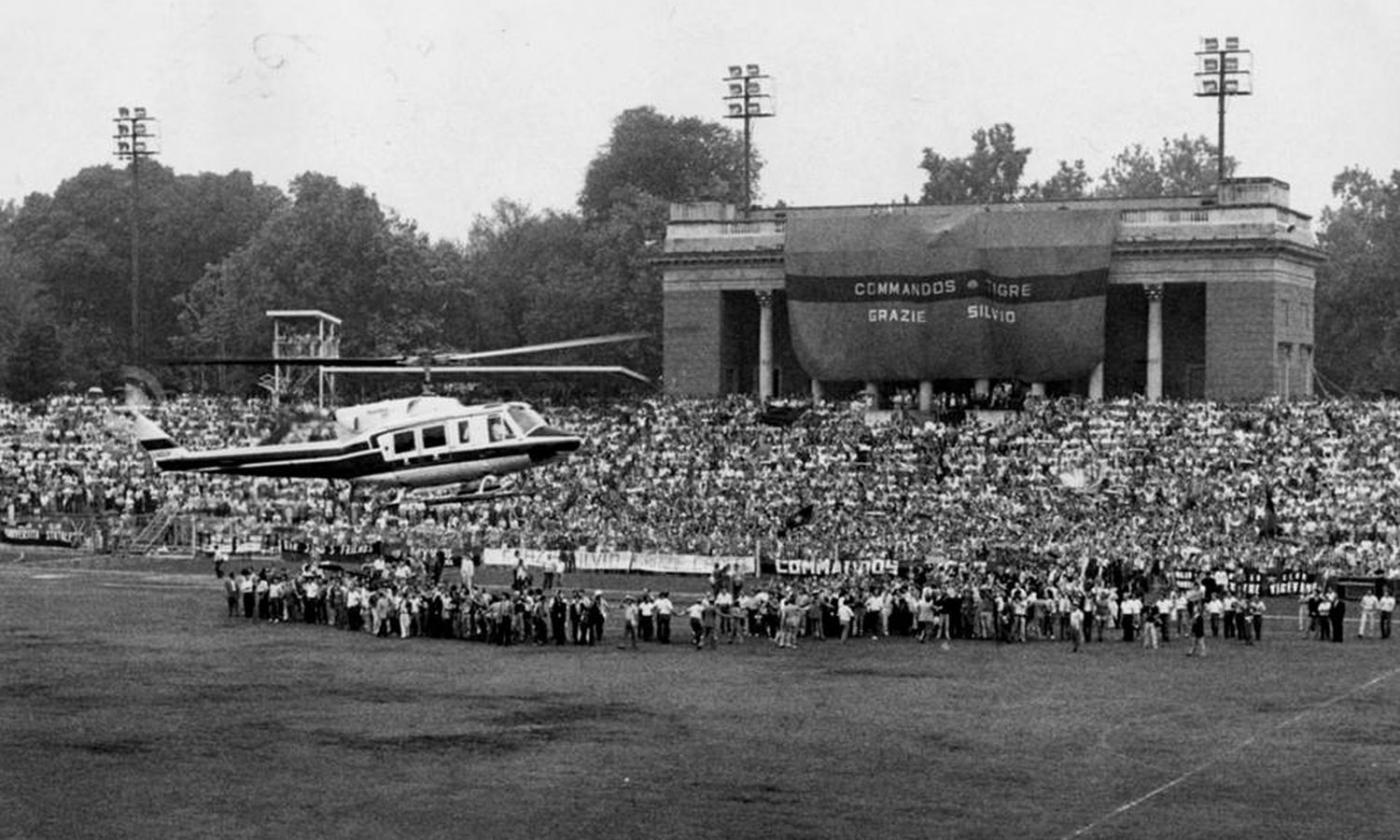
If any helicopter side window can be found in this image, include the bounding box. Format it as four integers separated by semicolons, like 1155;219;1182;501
507;405;545;436
392;430;416;456
456;421;472;445
487;415;512;442
421;425;447;450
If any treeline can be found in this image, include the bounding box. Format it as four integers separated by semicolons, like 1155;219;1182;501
0;112;1394;399
0;106;751;401
917;125;1235;203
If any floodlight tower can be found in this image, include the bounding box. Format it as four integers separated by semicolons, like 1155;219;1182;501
113;106;159;362
722;64;775;213
1194;37;1252;188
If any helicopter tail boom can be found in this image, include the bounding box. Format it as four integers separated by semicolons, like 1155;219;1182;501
132;413;190;464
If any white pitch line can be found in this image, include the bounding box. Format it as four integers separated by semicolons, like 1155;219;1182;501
1060;663;1400;840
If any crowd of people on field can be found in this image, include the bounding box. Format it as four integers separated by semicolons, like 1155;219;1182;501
220;553;621;647
215;542;1398;655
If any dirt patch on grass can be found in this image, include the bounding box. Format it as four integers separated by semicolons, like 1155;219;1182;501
70;736;159;756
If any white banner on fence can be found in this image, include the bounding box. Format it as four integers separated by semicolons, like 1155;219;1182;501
633;553;758;575
482;547;561;568
573;550;632;572
204;539;262;557
630;553;698;574
478;549;760;576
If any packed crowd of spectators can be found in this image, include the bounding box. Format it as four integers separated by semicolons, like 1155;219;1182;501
6;390;1400;587
482;395;1400;584
1;393;343;545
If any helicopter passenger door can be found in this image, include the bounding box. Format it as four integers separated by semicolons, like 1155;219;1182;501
380;429;417;465
418;424;448;463
458;416;491;451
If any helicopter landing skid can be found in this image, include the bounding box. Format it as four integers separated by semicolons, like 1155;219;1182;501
398;475;527;507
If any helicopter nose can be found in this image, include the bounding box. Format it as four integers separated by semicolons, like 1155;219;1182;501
527;426;582;459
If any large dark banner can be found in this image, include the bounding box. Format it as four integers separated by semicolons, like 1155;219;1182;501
1;524;84;548
784;208;1119;382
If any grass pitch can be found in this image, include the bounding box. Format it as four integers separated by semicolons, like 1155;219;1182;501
2;557;1399;839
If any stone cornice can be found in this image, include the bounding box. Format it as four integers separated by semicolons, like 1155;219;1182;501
655;237;1326;270
1112;237;1326;265
653;250;785;268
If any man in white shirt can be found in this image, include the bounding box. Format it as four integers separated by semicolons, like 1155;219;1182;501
1119;594;1140;643
637;593;656;642
686;599;705;648
1205;595;1223;638
1358;591;1380;639
865;591;885;639
838;598;855;642
654;592;674;644
238;571;256;618
459;553;476;590
346;585;363;632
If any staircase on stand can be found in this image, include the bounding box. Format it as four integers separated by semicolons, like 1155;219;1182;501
126;501;179;557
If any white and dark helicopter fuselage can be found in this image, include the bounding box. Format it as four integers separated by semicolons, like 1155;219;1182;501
133;396;581;500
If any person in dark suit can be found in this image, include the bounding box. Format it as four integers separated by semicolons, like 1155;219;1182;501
549;591;568;645
1329;588;1347;643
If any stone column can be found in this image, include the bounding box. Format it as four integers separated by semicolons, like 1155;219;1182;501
810;378;824;404
1145;284;1164;401
756;290;773;402
918;381;934;412
1087;362;1104;401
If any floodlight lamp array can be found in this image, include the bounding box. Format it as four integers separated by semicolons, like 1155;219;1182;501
1194;36;1252;97
113;106;159;160
721;63;775;118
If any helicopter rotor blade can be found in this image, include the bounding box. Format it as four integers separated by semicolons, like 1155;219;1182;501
164;357;400;367
328;364;652;385
163;332;649;368
436;331;649;363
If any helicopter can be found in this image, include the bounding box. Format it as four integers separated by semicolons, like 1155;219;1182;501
132;332;649;504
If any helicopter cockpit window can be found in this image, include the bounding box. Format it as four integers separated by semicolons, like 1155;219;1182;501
392;430;415;455
421;425;447;450
507;405;545;436
487;414;512;442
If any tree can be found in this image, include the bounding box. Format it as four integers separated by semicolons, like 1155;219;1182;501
1022;159;1092;201
4;320;66;402
0;202;45;376
1097;135;1233;198
178;173;462;388
145;170;285;362
579;106;752;232
1314;167;1400;393
464;199;552;352
8;167;132;384
7;165;285;385
918;123;1030;204
461;192;661;381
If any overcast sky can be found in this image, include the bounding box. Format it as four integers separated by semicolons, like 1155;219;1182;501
4;0;1398;240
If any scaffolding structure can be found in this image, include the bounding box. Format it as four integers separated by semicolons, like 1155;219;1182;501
267;310;342;408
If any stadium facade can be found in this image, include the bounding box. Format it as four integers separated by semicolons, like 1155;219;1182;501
657;177;1324;404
